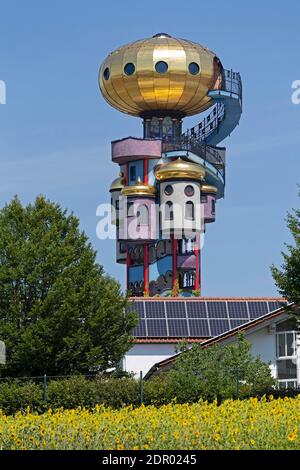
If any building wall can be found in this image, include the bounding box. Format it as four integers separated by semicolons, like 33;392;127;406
246;326;277;378
123;343;178;377
124;326;279;379
124;317;293;381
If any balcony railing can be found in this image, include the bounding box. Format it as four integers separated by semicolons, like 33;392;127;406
181;69;242;145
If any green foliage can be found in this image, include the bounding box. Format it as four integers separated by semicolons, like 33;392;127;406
0;196;137;377
169;335;275;402
0;380;45;415
0;376;174;414
47;376;140;409
0;368;295;415
192;289;201;297
271;199;300;306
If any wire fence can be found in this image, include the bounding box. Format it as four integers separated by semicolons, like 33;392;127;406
0;367;244;406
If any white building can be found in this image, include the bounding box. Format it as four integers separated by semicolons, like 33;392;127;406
143;303;299;388
123;297;293;383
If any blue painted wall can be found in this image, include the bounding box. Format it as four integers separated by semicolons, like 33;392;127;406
149;255;172;281
128;265;144;282
128;160;144;185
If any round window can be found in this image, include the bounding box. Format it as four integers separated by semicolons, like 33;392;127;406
103;67;110;80
124;63;135;76
155;61;168;73
188;62;200;75
164;185;173;196
184;185;195;197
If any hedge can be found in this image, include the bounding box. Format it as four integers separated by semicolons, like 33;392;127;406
0;375;298;415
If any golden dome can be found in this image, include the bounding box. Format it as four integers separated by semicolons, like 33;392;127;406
121;181;157;197
155;158;205;181
201;184;218;194
109;173;125;192
99;33;222;117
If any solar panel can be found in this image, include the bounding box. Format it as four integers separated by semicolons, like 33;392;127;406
147;319;168;336
227;302;249;319
206;301;227;318
127;301;145;318
165;301;186;318
186;301;207;318
209;319;230;336
168;319;189;337
189;319;210;337
248;301;269;319
132;319;146;336
268;301;286;312
129;299;284;338
145;302;165;318
230;319;249;329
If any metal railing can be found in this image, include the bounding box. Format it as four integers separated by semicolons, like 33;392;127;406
182;69;242;145
161;69;242;181
162;137;225;181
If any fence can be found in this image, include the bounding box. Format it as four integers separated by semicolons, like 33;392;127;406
0;368;297;415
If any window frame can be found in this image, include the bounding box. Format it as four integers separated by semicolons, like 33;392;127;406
165;201;174;221
276;330;298;386
130;165;136;182
185;201;195;221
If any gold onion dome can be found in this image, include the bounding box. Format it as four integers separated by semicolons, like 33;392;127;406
99;33;222;117
155;158;205;181
201;184;218;194
121;179;156;197
109;173;125;192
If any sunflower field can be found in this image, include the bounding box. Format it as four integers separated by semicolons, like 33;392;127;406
1;396;300;450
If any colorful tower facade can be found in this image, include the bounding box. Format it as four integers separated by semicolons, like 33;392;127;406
99;33;242;297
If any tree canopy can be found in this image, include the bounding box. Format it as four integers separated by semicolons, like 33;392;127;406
169;336;275;402
271;201;300;305
0;196;137;377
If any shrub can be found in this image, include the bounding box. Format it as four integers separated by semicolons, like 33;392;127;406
0;380;45;415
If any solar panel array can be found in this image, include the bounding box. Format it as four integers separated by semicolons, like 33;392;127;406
128;300;287;338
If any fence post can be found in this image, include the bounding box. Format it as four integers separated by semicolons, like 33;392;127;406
139;371;143;406
43;373;47;402
236;367;240;399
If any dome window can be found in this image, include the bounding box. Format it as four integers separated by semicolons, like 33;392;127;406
155;61;168;74
184;185;195;197
188;62;200;75
103;67;110;80
124;63;135;76
164;185;173;196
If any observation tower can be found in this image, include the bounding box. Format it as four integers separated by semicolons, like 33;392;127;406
99;33;242;297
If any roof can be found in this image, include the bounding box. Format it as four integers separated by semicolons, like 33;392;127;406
144;302;294;379
127;297;287;343
132;338;207;344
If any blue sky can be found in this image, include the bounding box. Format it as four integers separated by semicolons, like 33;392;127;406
0;0;299;296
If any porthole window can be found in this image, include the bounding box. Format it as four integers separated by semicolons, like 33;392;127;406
124;63;135;76
103;67;110;80
188;62;200;75
184;185;195;197
164;185;173;196
155;61;168;74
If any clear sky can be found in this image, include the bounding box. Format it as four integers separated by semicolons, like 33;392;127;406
0;0;299;296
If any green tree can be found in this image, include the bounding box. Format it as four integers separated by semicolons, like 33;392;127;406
0;196;137;377
169;335;275;402
271;202;300;305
